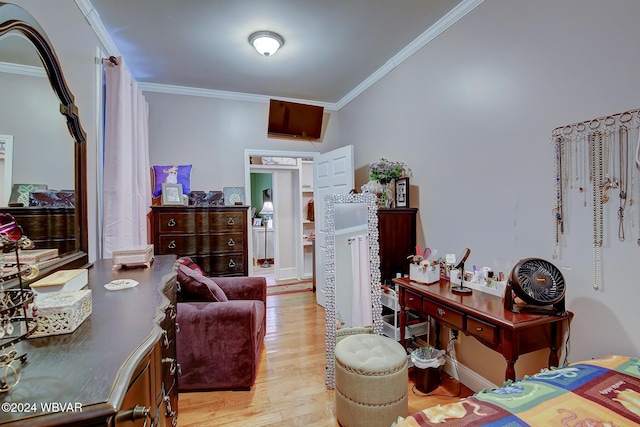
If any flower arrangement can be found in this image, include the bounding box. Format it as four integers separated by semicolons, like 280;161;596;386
368;158;406;184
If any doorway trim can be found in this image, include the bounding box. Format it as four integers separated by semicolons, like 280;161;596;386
244;149;319;278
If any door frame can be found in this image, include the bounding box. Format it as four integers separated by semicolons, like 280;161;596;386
244;149;319;278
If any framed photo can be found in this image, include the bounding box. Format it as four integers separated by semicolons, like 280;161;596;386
253;217;262;227
395;177;409;208
223;187;245;205
162;183;184;205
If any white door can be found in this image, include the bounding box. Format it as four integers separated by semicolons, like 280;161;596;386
314;145;354;307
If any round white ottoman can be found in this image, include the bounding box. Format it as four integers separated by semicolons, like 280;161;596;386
334;334;408;427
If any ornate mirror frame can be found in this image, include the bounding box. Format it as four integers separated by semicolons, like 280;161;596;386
324;192;382;389
0;3;89;273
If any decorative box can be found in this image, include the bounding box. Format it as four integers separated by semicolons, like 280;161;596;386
3;248;59;265
112;244;154;269
409;263;441;284
30;290;92;337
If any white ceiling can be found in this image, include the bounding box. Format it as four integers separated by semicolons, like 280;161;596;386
84;0;478;108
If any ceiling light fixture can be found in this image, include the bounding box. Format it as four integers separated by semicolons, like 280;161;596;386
249;31;284;57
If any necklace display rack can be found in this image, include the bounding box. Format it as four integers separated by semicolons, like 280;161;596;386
552;108;640;291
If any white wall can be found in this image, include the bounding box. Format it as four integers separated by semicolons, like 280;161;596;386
339;0;640;385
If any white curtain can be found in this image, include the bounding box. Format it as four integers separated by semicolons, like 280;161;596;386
350;234;372;327
102;57;150;257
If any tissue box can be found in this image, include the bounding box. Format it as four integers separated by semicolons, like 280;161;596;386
409;263;441;284
112;244;154;268
30;290;92;337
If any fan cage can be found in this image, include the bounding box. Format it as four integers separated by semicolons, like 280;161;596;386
510;258;566;306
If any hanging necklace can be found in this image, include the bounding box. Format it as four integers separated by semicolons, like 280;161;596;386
590;131;604;291
553;136;564;259
618;126;629;241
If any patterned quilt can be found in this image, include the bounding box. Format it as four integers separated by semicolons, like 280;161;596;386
395;355;640;426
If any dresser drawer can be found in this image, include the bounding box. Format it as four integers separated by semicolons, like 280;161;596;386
423;299;464;330
466;316;498;344
157;212;196;234
208;211;245;232
156;235;197;254
208;254;246;276
209;233;245;253
404;290;423;312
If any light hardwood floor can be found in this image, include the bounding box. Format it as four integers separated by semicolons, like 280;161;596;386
177;291;472;427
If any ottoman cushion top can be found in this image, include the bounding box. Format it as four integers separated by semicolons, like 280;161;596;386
335;334;407;374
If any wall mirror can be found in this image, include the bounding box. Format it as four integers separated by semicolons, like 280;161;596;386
324;192;382;389
0;2;88;282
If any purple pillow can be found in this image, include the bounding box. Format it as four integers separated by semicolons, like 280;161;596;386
152;164;192;198
177;264;228;302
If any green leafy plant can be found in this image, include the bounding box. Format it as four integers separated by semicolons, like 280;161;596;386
368;158;406;184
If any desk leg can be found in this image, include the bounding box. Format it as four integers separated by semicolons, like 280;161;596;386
505;359;517;382
548;321;560;368
434;322;441;350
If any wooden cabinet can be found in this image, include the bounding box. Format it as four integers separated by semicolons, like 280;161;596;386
151;206;249;276
377;208;418;284
0;256;179;426
0;206;75;255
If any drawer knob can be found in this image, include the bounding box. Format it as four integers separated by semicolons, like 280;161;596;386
476;327;483;332
437;308;446;316
408;297;414;302
227;218;235;226
227;238;236;247
168;240;177;249
167;218;176;227
228;259;236;268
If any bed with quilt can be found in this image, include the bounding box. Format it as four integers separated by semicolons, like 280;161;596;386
394;355;640;426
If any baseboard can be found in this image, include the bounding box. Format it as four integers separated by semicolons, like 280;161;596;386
443;355;499;393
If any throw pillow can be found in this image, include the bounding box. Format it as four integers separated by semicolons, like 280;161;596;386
177;256;204;275
177;264;228;302
152;164;192;198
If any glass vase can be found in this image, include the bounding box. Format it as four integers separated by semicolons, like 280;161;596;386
377;180;393;208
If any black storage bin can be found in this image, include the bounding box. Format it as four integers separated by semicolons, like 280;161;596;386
414;365;442;393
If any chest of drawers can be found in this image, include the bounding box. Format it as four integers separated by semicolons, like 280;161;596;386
151;206;249;276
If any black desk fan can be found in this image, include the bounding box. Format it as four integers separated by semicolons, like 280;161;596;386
504;258;566;315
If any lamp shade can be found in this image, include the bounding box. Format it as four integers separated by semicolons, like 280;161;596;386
249;31;284;57
259;201;274;215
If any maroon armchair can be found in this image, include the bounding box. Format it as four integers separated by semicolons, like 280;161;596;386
175;263;266;391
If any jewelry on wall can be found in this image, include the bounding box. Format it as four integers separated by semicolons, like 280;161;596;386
551;108;640;291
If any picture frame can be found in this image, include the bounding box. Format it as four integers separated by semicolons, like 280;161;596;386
253;217;262;227
223;187;245;205
395;177;409;208
162;183;184;206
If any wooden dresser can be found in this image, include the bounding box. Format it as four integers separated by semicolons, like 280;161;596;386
0;207;75;255
151;206;249;276
0;256;179;426
377;208;418;284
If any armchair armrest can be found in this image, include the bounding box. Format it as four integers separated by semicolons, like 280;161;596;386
176;300;265;390
212;276;266;302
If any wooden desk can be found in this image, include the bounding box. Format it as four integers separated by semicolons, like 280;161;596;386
393;277;572;381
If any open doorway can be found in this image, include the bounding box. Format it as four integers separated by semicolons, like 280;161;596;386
244;149;318;286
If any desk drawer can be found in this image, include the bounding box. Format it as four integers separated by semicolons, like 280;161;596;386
423;300;464;330
404;290;423;312
466;316;498;344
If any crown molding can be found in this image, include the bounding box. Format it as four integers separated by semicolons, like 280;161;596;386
335;0;484;109
75;0;120;56
137;82;338;111
0;61;46;78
